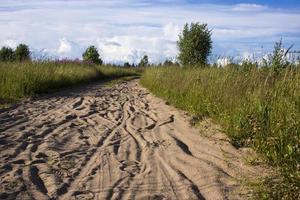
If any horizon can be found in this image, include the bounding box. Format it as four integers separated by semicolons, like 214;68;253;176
1;0;300;64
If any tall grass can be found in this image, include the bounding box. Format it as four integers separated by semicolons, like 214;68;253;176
141;65;300;199
0;61;140;103
98;64;142;78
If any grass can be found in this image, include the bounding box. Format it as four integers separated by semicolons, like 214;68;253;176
140;65;300;199
104;76;140;87
0;58;298;198
0;61;140;105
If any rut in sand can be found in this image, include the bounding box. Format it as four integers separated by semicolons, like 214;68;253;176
0;80;262;200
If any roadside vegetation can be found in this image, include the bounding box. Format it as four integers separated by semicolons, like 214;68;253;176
0;44;30;62
141;23;300;199
0;22;299;199
141;64;299;199
0;61;140;104
0;44;141;105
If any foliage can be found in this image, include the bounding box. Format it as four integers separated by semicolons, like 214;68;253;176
82;46;103;65
138;55;149;67
163;59;174;66
262;39;292;75
0;47;15;62
97;65;141;78
141;64;300;199
15;44;31;62
124;62;131;68
0;62;140;103
177;23;212;66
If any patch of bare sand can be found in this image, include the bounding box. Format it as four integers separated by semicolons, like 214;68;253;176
0;80;266;200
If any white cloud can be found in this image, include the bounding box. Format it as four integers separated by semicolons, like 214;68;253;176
58;38;72;54
217;57;232;67
163;23;180;41
0;39;18;49
55;38;83;59
0;0;299;62
232;4;268;12
95;36;177;64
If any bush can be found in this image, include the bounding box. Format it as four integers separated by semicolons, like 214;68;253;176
141;64;300;199
15;44;30;62
124;62;131;68
177;23;212;66
82;46;103;65
0;47;15;62
138;55;149;67
269;40;291;74
163;59;174;66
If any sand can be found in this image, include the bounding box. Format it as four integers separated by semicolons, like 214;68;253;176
0;80;263;200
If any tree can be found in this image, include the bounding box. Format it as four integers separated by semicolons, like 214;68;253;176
138;55;149;67
177;22;212;66
163;59;174;66
124;62;131;68
15;44;30;62
82;46;103;65
270;39;291;73
0;47;15;62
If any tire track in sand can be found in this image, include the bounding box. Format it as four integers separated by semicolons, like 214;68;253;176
0;80;263;200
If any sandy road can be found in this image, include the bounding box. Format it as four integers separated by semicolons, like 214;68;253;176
0;80;261;200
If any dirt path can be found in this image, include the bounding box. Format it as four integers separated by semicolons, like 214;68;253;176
0;80;261;200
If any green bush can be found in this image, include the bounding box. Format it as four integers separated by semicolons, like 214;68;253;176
0;47;15;62
15;44;30;62
141;65;300;199
82;46;103;65
138;55;149;67
124;62;131;68
163;59;174;66
177;23;212;66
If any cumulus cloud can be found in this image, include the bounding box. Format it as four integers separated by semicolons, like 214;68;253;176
217;57;232;67
58;38;72;54
0;39;18;49
163;23;180;41
95;36;177;64
56;38;83;59
0;0;299;62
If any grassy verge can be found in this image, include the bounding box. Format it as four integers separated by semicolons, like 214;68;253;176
104;76;140;87
0;61;140;105
140;65;300;199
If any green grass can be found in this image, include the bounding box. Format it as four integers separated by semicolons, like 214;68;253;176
104;76;140;87
141;65;300;199
0;61;140;104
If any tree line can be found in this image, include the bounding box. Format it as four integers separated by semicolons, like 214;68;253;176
0;22;213;66
0;44;30;62
80;22;212;67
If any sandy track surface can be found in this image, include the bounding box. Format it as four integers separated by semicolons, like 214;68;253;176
0;80;260;200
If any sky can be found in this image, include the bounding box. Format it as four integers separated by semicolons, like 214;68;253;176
0;0;299;64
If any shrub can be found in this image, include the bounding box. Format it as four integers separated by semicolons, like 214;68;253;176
141;65;300;199
177;23;212;66
138;55;149;67
163;59;174;66
0;47;15;62
15;44;31;62
124;62;131;68
82;46;103;65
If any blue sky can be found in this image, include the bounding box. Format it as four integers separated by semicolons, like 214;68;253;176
189;0;300;7
0;0;299;63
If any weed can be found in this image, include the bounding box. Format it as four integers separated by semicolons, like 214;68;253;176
141;65;300;199
0;62;140;104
